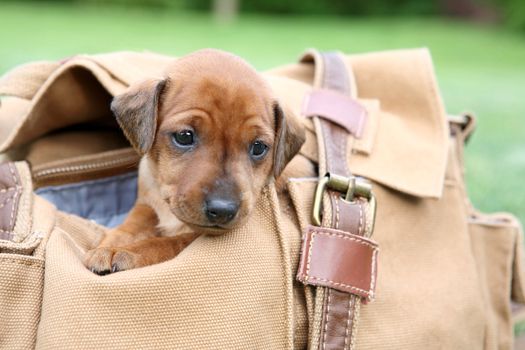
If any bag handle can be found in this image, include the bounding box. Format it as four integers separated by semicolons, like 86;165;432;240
296;50;379;350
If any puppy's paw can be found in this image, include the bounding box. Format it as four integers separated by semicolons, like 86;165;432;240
84;247;140;275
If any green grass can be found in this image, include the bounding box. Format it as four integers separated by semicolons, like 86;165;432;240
1;2;524;223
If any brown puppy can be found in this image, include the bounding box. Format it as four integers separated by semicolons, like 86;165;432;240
84;49;305;275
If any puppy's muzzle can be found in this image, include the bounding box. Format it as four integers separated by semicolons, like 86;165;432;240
204;197;239;225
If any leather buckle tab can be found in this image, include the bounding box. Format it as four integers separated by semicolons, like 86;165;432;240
297;225;379;303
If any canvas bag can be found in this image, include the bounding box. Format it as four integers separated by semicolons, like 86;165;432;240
0;48;523;349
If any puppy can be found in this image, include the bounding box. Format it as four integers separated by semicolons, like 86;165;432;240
84;49;305;275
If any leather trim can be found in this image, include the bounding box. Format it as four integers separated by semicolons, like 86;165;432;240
302;89;367;138
297;225;378;301
0;162;22;241
297;49;379;350
319;290;361;350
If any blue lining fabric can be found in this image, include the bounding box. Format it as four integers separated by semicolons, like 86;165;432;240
35;172;138;228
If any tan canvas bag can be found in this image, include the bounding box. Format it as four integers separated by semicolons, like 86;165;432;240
0;48;523;349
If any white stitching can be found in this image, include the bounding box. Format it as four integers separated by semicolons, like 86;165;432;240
310;228;377;249
357;203;363;236
0;187;17;194
322;288;331;350
304;230;316;281
344;294;353;349
307;276;372;297
0;194;15;210
335;196;340;230
363;201;371;237
349;297;361;349
9;190;19;230
340;129;350;176
8;163;19;187
322;122;334;171
7;164;20;231
303;228;378;298
370;248;378;296
316;60;332;170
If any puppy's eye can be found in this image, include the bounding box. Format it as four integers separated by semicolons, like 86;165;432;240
172;130;195;147
249;141;269;160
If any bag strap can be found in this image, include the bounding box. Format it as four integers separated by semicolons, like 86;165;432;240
296;50;379;350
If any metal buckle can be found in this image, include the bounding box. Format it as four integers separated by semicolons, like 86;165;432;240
312;173;377;237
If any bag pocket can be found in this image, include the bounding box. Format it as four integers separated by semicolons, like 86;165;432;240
469;211;525;350
0;251;45;349
35;184;297;350
0;161;55;350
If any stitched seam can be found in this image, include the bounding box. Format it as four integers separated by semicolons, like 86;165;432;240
0;229;14;240
322;123;334;172
337;47;353;176
9;191;19;230
304;230;316;281
0;187;17;194
364;201;371;237
304;230;378;296
337;53;351;94
0;258;44;267
9;163;19;188
0;193;15;210
350;297;361;349
7;163;20;231
335;196;340;230
309;228;377;249
319;53;333;174
344;295;352;349
322;288;331;350
306;276;371;296
0;228;17;233
358;203;363;236
340;129;350;175
369;248;378;298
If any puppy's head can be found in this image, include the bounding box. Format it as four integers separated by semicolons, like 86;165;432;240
112;49;305;232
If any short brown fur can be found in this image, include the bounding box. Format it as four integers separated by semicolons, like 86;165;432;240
85;49;305;274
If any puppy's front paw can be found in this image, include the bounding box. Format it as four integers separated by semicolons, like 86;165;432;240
84;247;140;275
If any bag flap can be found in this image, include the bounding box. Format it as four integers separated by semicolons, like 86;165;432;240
0;60;60;100
266;48;448;198
0;49;447;198
0;52;172;153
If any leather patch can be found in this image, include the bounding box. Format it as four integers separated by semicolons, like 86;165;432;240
302;89;367;138
0;163;22;241
297;225;379;301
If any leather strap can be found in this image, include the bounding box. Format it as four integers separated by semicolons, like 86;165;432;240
300;51;355;176
298;50;377;350
296;224;378;300
302;89;367;138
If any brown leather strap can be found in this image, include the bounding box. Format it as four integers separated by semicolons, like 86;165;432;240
302;89;367;138
320;289;361;350
296;224;378;300
298;50;377;350
300;51;355;176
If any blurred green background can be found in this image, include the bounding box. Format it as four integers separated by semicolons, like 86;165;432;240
0;0;524;225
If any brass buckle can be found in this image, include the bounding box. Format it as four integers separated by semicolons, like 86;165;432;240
312;173;377;237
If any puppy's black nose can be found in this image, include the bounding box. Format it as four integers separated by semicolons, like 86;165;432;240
205;198;239;224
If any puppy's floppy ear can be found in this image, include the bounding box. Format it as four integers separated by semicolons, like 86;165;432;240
111;78;166;155
273;102;306;178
